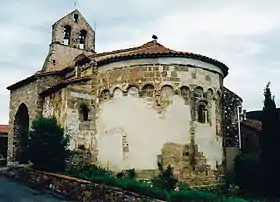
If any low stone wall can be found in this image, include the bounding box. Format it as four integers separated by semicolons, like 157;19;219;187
1;167;164;202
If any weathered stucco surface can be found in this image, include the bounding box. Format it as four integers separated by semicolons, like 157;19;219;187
94;62;223;183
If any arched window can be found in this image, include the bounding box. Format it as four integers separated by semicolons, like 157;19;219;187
195;86;204;99
74;14;79;22
79;30;87;49
180;86;190;101
100;90;111;101
80;104;89;121
63;25;72;45
198;104;208;123
142;84;154;97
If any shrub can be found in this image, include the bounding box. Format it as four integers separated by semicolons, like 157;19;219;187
234;153;261;193
126;168;136;179
69;162;113;179
66;162;246;201
176;181;190;191
168;189;247;202
152;163;178;191
28;116;70;172
116;171;125;179
116;169;137;179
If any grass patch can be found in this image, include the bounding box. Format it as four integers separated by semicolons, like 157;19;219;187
66;162;247;202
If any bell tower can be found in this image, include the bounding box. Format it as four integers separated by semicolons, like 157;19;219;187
42;9;95;71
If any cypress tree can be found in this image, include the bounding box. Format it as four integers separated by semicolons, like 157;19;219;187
260;82;280;195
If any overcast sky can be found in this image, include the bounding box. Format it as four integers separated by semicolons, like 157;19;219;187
0;0;280;124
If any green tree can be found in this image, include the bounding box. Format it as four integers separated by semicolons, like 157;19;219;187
260;82;280;196
28;116;70;172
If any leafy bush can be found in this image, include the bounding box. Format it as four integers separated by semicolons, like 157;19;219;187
234;153;261;193
68;162;113;179
28;116;70;172
176;181;190;191
151;163;178;191
126;168;136;179
116;168;137;179
168;189;246;202
66;162;246;201
116;171;125;179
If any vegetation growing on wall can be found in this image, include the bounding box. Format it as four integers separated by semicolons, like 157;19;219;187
66;161;245;201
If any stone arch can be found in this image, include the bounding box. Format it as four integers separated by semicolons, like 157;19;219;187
113;87;123;98
180;86;190;101
63;25;71;45
216;90;221;100
160;85;174;100
79;29;87;49
100;89;111;102
141;84;155;97
197;101;208;123
73;54;90;67
13;103;29;164
194;86;204;99
127;85;139;97
207;88;214;99
78;103;90;121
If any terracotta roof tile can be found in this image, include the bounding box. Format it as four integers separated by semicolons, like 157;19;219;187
40;76;91;97
0;125;9;133
91;40;229;76
7;67;74;91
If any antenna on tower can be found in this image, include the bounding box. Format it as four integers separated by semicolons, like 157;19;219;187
74;1;78;9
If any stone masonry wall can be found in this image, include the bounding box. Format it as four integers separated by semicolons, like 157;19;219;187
2;167;163;202
8;75;62;164
42;79;96;160
91;61;224;185
65;82;96;155
42;9;95;72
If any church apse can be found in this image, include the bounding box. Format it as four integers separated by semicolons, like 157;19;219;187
94;61;224;184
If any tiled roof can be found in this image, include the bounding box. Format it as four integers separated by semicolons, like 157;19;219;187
40;76;91;97
7;67;74;91
0;125;9;133
91;40;229;76
241;119;262;132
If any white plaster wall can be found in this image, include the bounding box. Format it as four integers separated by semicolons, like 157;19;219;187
194;101;223;169
96;93;192;171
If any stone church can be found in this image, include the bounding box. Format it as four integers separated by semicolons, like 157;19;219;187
6;10;242;185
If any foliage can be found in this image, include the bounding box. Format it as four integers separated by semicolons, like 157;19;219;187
116;168;136;179
116;171;125;179
66;162;246;201
234;153;261;193
175;181;190;191
68;161;113;179
233;82;280;198
259;82;280;196
151;162;178;191
126;168;136;179
168;189;246;202
27;116;70;172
